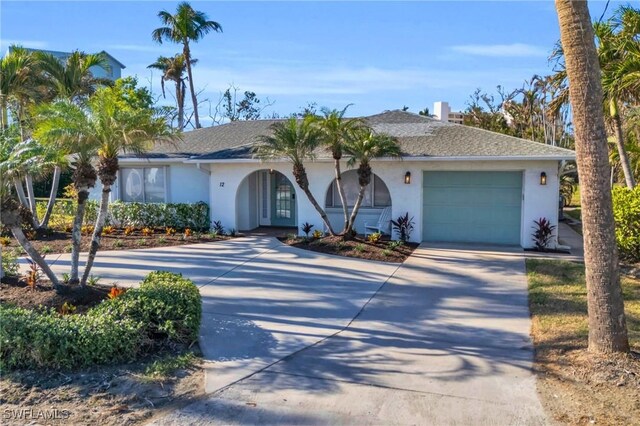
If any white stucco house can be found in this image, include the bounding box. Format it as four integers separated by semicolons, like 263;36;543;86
101;110;575;247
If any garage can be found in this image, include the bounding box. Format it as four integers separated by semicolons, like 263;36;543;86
422;171;523;245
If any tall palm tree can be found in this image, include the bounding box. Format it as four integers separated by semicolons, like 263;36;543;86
147;54;194;130
33;100;99;285
555;0;629;354
342;129;401;237
79;83;174;287
0;129;60;287
312;106;365;234
254;117;336;235
152;2;222;129
0;46;42;130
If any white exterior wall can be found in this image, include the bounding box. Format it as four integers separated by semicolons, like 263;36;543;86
168;164;210;203
206;159;560;248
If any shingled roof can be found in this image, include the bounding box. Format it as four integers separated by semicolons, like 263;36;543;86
128;110;575;161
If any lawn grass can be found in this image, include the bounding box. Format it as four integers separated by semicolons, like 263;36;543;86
528;259;639;349
569;185;581;207
563;207;581;222
527;259;640;425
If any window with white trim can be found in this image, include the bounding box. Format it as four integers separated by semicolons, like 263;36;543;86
325;170;391;208
121;167;166;203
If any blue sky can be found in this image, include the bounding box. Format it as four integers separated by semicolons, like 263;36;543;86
0;1;629;120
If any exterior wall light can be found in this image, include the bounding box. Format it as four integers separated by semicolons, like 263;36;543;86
404;171;411;184
540;172;547;185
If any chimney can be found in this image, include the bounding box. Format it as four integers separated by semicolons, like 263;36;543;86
433;101;450;122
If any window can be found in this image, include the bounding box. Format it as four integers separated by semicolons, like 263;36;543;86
325;170;391;208
121;167;166;203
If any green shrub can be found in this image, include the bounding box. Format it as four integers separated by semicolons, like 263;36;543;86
0;305;143;369
612;187;640;262
0;272;201;370
1;248;19;277
94;271;201;343
36;200;210;231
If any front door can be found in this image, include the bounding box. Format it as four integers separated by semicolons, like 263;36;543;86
271;171;296;227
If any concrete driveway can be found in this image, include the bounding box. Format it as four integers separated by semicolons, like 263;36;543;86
155;242;545;425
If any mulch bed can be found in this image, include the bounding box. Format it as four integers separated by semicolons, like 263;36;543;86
2;228;229;256
0;276;112;314
280;235;418;263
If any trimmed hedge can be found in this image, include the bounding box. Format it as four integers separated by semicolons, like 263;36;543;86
612;186;640;262
0;272;201;370
35;200;210;230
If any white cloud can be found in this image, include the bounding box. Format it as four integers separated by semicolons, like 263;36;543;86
1;39;48;49
450;43;548;58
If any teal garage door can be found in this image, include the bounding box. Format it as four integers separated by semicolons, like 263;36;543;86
422;171;522;245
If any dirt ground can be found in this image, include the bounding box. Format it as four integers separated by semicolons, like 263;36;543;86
0;277;112;314
0;353;204;425
280;235;417;262
2;228;228;256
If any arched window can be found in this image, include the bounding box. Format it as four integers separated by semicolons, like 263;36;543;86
325;170;391;208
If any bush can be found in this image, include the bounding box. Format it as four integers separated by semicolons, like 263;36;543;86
0;272;201;370
1;248;19;277
93;271;201;343
612;187;640;262
36;200;210;231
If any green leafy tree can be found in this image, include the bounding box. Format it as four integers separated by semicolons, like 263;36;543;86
152;1;222;129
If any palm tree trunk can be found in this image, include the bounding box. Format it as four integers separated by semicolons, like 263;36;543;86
292;163;336;236
80;182;111;286
610;100;636;188
39;166;61;228
177;81;185;131
333;159;350;233
25;175;39;226
345;184;367;238
13;177;29;208
556;0;629;354
183;44;201;129
10;225;60;288
69;189;89;285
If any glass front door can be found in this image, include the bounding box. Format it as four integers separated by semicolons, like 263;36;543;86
271;172;296;226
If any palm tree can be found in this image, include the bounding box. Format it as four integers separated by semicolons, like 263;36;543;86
0;129;60;287
555;0;629;354
33;100;99;285
79;83;174;287
147;54;194;130
152;2;222;129
550;5;640;188
312;105;364;233
342;129;401;237
254;117;337;235
36;50;112;103
0;46;42;130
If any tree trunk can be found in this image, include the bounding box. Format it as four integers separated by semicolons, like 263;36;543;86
10;225;60;288
292;163;336;236
69;189;89;285
39;166;61;228
80;183;111;287
25;175;39;226
555;0;629;354
177;81;185;131
184;44;201;129
333;158;350;233
13;177;29;208
345;183;367;238
610;100;636;189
